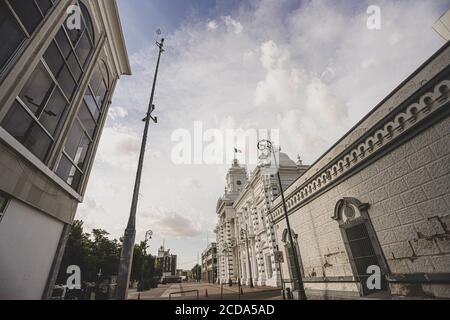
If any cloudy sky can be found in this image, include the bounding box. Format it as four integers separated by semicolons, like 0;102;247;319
76;0;449;269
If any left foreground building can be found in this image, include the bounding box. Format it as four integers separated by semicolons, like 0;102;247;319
0;0;131;299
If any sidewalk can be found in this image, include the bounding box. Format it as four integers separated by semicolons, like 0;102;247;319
127;282;284;300
186;282;283;300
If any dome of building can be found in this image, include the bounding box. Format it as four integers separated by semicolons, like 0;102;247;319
278;152;297;167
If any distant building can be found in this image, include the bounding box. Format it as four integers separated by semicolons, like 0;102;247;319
201;243;218;283
155;245;177;277
176;269;187;276
0;0;130;300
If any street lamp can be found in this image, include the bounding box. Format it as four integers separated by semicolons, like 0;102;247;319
240;225;254;288
257;139;307;300
144;230;153;254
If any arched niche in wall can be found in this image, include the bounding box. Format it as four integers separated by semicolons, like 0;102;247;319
281;228;305;288
332;197;370;225
332;197;391;297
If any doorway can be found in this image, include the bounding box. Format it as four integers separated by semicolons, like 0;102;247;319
333;198;390;297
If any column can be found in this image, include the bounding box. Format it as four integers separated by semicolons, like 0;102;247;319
263;173;282;287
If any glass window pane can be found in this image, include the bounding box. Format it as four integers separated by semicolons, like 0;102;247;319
56;65;77;101
79;102;96;138
100;62;109;84
73;133;90;169
1;101;52;162
64;121;83;160
56;155;82;189
55;28;72;59
9;0;43;35
43;41;65;78
35;0;52;15
80;2;94;42
75;32;92;68
67;52;82;82
64;12;85;47
89;68;102;96
56;154;71;181
96;80;107;107
68;166;83;189
84;89;100;121
25;122;53;161
19;62;54;115
0;2;26;72
1;101;34;144
39;87;68;137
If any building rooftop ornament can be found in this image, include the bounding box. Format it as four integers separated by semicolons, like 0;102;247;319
433;8;450;41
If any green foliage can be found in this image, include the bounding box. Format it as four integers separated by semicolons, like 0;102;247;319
57;220;156;288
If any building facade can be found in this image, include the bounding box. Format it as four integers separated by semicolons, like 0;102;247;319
155;245;177;277
0;0;130;300
201;242;218;283
270;42;450;299
215;155;308;287
215;159;247;284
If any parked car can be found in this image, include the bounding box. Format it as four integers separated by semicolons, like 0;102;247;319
161;276;182;284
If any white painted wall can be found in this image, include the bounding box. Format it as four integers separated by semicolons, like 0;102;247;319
0;198;63;300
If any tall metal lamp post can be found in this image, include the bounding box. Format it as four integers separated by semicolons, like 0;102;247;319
257;139;307;300
116;37;165;300
240;225;254;288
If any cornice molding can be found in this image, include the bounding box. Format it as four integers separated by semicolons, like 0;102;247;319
94;0;131;76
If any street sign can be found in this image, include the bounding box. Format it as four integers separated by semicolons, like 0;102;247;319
275;251;284;263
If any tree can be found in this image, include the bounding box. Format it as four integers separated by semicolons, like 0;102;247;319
192;264;201;282
57;220;91;284
57;221;120;284
131;241;158;291
131;242;146;283
57;221;158;293
89;229;120;280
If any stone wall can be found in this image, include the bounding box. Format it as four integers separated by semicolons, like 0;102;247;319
275;115;450;298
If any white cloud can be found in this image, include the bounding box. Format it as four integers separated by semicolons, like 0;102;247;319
140;207;203;238
95;125;140;170
78;0;448;263
222;16;243;34
207;20;218;30
259;40;289;70
181;177;202;190
108;106;129;121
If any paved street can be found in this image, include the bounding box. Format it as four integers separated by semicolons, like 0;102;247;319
128;282;283;300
